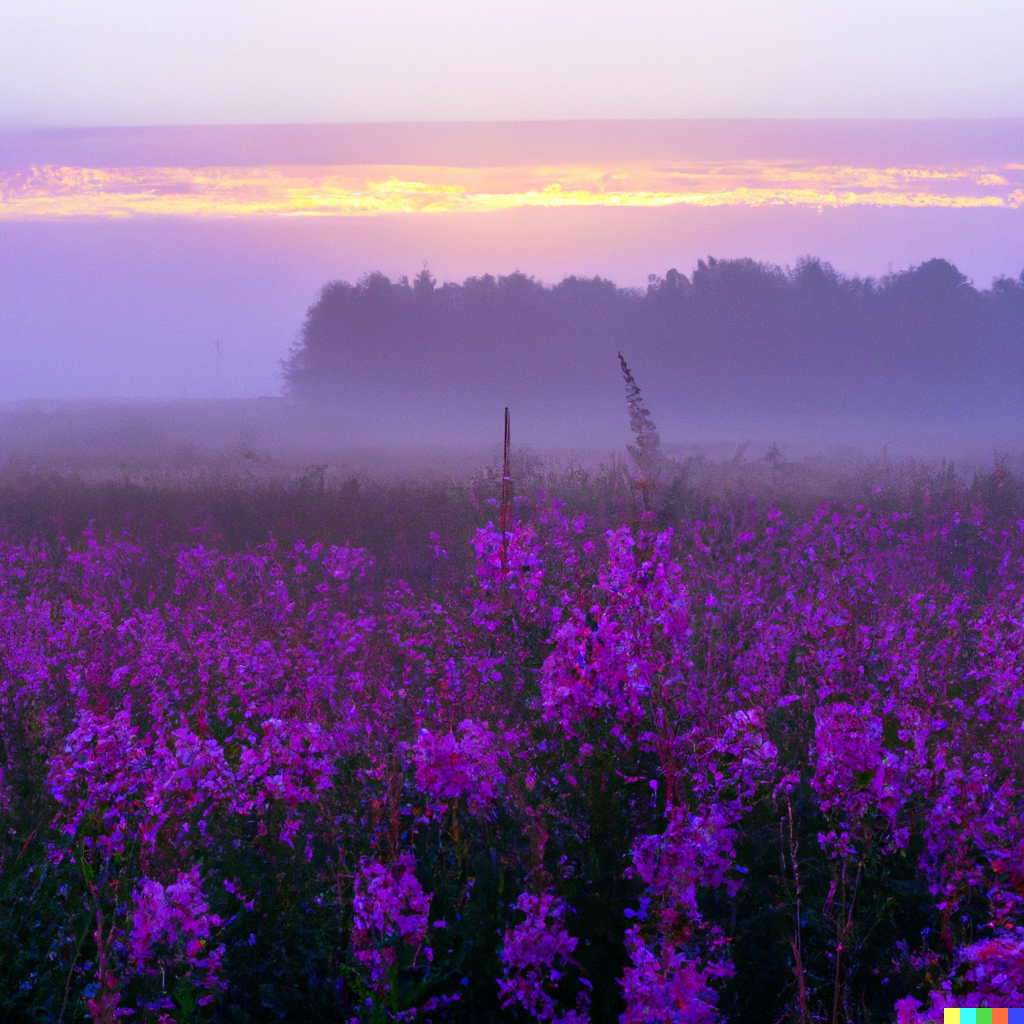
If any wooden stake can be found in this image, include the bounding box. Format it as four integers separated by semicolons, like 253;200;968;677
500;407;512;587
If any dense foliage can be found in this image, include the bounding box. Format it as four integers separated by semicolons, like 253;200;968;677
283;258;1024;434
3;470;1024;1023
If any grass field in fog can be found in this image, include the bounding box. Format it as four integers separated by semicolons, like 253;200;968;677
4;395;1024;558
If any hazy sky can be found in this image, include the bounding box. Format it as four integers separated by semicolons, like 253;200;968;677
2;1;1023;126
2;121;1023;403
1;5;1023;412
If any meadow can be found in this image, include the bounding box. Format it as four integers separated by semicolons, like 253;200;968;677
2;444;1024;1023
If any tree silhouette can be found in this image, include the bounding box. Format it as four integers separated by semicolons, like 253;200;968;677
282;258;1024;439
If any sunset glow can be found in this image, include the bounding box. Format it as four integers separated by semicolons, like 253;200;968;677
2;160;1021;219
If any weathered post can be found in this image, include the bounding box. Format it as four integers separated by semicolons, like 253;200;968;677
500;407;512;590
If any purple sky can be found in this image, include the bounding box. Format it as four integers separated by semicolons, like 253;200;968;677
2;2;1023;124
1;0;1023;409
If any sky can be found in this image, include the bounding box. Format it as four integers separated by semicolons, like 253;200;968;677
2;1;1024;124
0;2;1022;423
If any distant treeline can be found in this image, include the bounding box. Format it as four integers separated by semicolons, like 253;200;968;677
283;258;1024;440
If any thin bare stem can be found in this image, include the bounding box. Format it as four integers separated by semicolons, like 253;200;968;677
500;407;512;594
787;800;810;1024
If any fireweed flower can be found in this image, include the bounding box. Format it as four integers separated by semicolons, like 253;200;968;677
620;927;729;1024
631;806;740;925
540;526;690;739
471;521;547;628
351;853;433;989
47;707;151;857
498;892;591;1023
128;866;225;1005
623;805;738;1022
412;718;506;815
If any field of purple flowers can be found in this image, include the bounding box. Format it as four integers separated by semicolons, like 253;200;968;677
2;463;1024;1023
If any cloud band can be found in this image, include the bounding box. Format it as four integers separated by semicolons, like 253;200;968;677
2;161;1021;219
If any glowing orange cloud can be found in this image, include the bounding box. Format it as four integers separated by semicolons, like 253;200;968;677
1;161;1021;219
